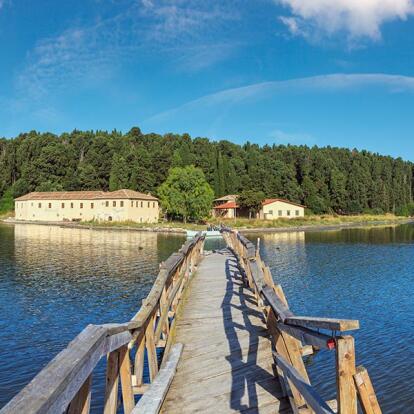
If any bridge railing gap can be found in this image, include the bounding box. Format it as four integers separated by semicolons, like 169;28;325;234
0;233;205;414
221;228;382;414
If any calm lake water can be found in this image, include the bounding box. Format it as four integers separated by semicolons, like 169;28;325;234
0;223;413;412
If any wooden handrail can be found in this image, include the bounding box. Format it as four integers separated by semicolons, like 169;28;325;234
222;228;377;414
1;233;205;414
275;353;335;414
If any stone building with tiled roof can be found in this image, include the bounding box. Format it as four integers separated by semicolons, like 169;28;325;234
14;189;159;223
212;194;305;219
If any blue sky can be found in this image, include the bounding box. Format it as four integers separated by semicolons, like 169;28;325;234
1;0;414;159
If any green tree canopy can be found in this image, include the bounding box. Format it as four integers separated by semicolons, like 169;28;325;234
0;127;413;216
238;190;265;218
158;166;214;222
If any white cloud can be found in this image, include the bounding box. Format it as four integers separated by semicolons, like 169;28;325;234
147;73;414;122
276;0;414;41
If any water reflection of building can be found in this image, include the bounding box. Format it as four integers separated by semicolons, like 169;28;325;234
13;224;163;282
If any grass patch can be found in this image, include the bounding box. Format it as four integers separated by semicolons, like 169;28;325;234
208;214;410;229
80;220;207;231
78;214;411;231
0;210;14;220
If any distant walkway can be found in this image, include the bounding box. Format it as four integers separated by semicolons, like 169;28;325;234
161;249;291;413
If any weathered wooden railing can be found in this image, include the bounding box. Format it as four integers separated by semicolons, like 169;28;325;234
1;233;205;414
222;229;382;414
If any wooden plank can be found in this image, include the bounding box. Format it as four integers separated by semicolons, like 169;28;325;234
263;265;274;287
128;234;204;331
162;250;288;414
274;284;289;307
336;336;357;414
67;375;92;414
134;337;146;387
275;353;335;414
146;315;159;382
353;366;382;414
132;344;183;414
285;316;359;332
249;259;266;293
262;285;294;322
104;351;120;414
119;346;135;414
154;271;185;343
267;309;309;410
276;322;335;350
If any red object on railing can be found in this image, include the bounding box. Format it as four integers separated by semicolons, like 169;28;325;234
327;338;336;350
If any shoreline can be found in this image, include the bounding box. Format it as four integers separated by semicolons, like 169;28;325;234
2;217;414;235
239;218;414;234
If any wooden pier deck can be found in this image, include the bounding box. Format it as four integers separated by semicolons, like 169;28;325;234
1;230;382;414
162;249;291;413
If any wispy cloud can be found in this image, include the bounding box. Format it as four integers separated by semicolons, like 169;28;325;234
15;0;240;102
276;0;414;42
140;0;237;44
147;73;414;122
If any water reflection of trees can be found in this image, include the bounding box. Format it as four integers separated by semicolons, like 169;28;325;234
305;224;414;244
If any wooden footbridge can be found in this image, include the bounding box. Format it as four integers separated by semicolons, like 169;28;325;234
1;229;382;414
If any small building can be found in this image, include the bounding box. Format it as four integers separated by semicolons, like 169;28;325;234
213;195;305;220
213;200;239;219
213;194;238;206
14;189;159;223
259;199;305;219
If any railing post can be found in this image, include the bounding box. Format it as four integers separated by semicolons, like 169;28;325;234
68;374;92;414
119;345;135;414
354;366;382;414
134;334;146;388
336;336;357;414
146;314;159;382
104;351;120;414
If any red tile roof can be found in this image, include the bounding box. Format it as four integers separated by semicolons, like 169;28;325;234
15;189;158;201
262;198;305;208
213;201;239;209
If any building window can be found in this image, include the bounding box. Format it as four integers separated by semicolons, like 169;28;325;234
268;210;273;215
71;202;74;209
80;203;83;209
38;203;42;208
296;210;299;216
147;202;150;208
48;203;52;208
31;202;33;207
141;201;143;208
278;210;282;216
140;217;142;223
120;201;124;207
61;203;65;208
131;201;134;207
105;201;109;207
153;202;155;208
287;210;291;216
113;201;116;207
136;201;138;207
91;203;94;209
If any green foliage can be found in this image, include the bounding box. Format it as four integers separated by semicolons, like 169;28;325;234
238;190;265;217
158;166;214;222
0;188;14;213
0;128;413;217
395;203;414;217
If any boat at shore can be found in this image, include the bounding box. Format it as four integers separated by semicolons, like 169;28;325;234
186;229;222;238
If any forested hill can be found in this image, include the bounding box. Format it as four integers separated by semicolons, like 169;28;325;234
0;127;413;215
